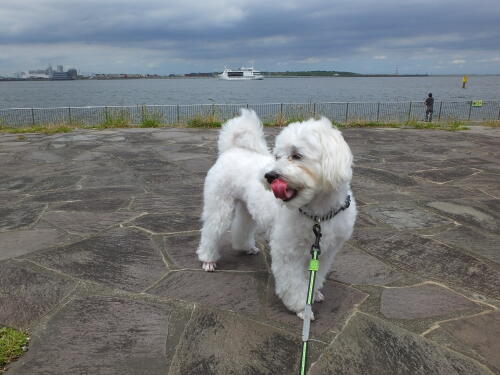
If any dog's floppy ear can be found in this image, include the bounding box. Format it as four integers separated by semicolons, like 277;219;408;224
316;119;353;188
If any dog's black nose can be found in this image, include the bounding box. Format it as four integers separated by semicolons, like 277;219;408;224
265;171;280;183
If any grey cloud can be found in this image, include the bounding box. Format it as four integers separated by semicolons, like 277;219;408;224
1;0;500;73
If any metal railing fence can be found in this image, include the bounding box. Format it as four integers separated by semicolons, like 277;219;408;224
0;101;499;127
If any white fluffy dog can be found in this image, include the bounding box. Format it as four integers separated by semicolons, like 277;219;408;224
196;109;356;319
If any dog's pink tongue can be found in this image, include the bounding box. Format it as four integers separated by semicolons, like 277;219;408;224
270;178;294;200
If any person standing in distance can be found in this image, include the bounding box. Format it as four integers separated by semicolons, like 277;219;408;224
425;93;434;122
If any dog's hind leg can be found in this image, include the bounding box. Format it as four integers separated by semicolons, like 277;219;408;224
197;198;235;271
231;201;259;255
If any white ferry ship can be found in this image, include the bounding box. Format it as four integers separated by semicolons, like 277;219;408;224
219;66;264;80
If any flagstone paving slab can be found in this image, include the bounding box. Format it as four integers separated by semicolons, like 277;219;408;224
7;295;192;375
161;232;268;271
0;260;77;330
149;271;268;316
426;311;500;374
25;227;168;292
328;245;404;286
309;313;492;375
1;127;499;374
380;283;482;319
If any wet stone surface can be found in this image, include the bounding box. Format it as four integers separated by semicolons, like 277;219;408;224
309;312;492;375
380;283;482;319
8;296;192;375
1;127;499;374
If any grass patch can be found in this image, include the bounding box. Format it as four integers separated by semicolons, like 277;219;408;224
0;124;74;135
410;120;468;131
482;120;500;127
0;327;29;372
96;110;132;129
186;114;222;128
338;120;402;129
140;107;163;128
264;114;308;127
0;117;473;133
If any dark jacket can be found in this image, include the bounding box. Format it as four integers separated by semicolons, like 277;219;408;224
425;97;434;110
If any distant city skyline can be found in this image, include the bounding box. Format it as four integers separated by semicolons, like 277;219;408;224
1;0;500;76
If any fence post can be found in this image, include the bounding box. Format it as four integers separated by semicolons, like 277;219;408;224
407;102;412;122
498;105;500;120
31;108;35;126
438;101;443;121
176;105;180;123
376;103;380;122
468;101;472;121
68;107;72;124
313;103;316;118
345;103;349;123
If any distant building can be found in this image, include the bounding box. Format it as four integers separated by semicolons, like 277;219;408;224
51;68;78;80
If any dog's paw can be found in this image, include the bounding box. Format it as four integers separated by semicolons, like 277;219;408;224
297;310;315;321
314;290;325;303
245;246;260;255
202;262;217;272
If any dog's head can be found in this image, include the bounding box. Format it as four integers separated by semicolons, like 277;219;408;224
263;117;352;208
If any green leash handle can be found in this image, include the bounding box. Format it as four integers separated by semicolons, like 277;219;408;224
300;223;322;375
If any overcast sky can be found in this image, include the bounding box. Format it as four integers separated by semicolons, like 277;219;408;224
1;0;500;75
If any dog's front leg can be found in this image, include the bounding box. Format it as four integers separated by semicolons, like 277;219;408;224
271;256;312;320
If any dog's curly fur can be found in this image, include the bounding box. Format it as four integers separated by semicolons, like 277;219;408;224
196;109;356;319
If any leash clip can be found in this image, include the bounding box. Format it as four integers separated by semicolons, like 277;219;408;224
311;223;322;255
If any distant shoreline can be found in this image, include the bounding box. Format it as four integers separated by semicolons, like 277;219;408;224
2;73;499;82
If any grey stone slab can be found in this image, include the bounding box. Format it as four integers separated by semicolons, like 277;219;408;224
363;202;452;229
406;183;480;200
328;245;404;286
265;280;367;338
354;166;416;187
0;229;70;260
353;230;500;299
457;173;500;198
380;284;481;319
50;198;129;212
39;210;136;235
79;171;146;188
8;295;191;375
143;173;204;195
149;271;267;316
427;311;500;373
169;307;302;375
427;200;500;233
431;225;500;264
0;260;77;329
29;175;81;192
309;312;491;375
132;212;201;233
31;186;142;203
411;167;479;183
126;158;175;172
23;150;65;163
131;194;203;213
0;176;35;191
0;203;46;231
0;191;27;206
162;232;268;271
26;227;167;292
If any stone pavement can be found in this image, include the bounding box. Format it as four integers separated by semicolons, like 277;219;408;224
1;126;499;374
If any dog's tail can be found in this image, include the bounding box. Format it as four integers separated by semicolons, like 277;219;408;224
218;109;270;155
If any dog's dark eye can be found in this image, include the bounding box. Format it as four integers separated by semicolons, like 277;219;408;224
291;153;302;160
275;154;280;160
